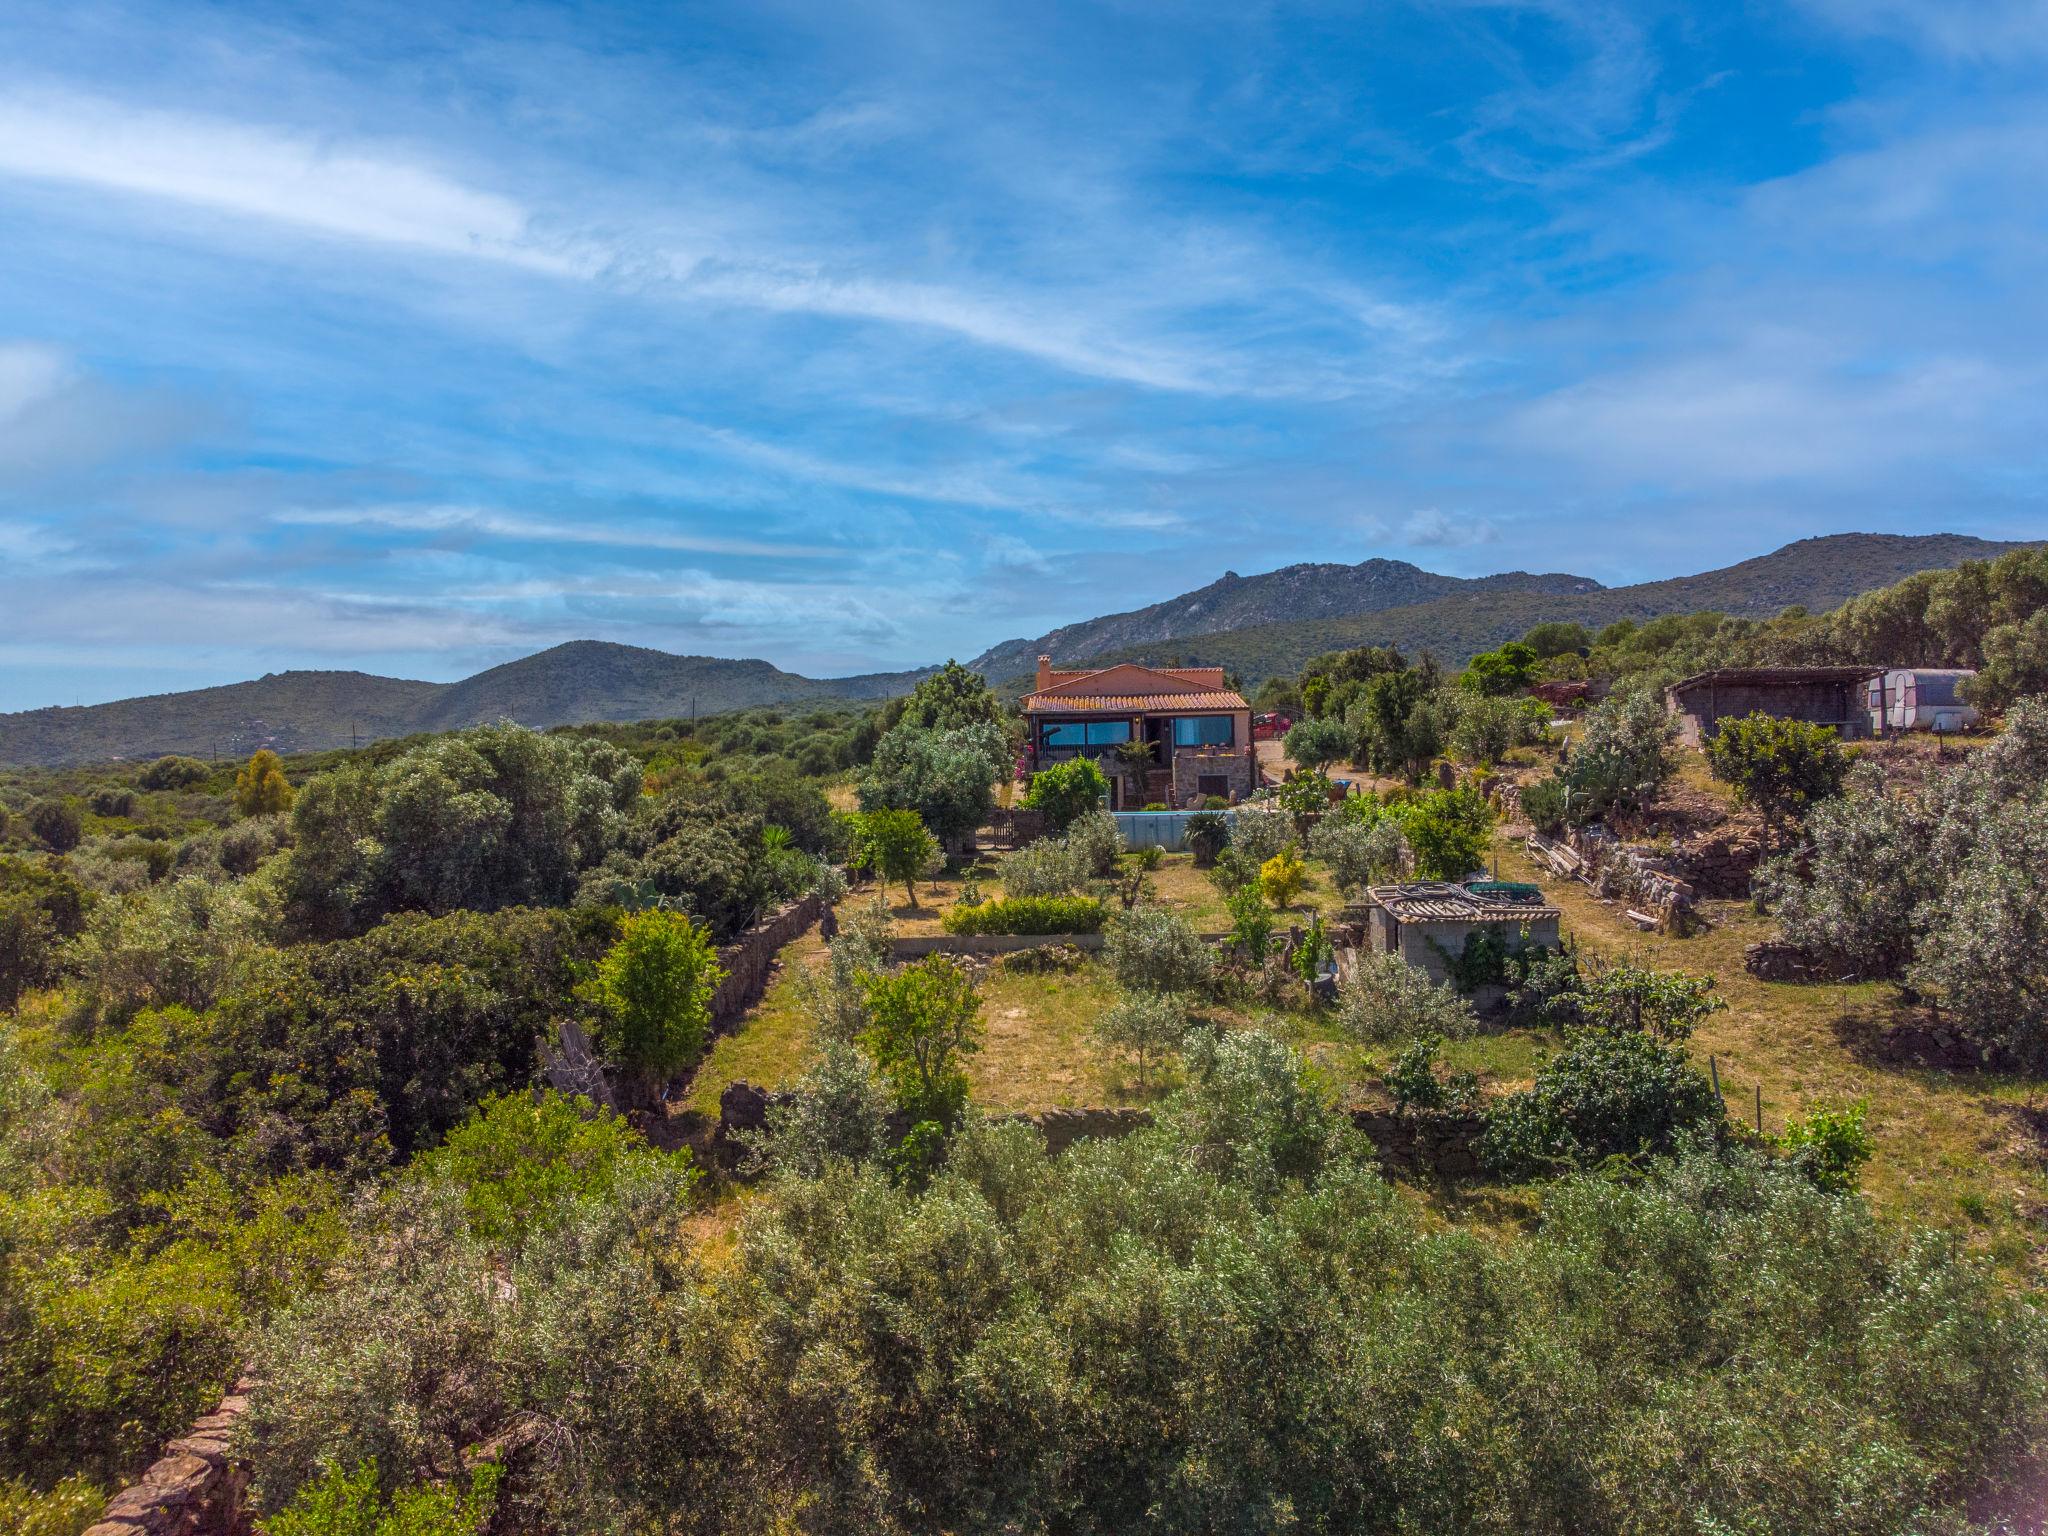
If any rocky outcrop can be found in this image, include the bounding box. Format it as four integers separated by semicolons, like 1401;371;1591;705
81;1375;255;1536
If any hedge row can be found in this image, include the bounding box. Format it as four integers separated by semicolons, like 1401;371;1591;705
941;895;1108;936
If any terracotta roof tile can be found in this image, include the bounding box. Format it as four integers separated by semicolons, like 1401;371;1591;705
1024;690;1248;712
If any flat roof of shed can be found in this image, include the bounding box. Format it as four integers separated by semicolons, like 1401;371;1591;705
1667;665;1885;696
1367;881;1561;923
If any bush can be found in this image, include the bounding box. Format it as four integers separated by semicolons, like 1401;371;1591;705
1022;758;1110;830
1308;812;1407;897
233;749;296;817
0;1475;104;1536
1483;1028;1724;1177
999;836;1087;900
747;1040;894;1178
590;909;724;1097
1551;689;1675;827
942;896;1107;935
1706;711;1847;852
1284;715;1351;772
263;1459;500;1536
1092;990;1189;1091
1225;885;1274;962
1337;952;1478;1044
139;755;209;791
1383;1034;1479;1117
1103;906;1212;994
1519;775;1569;835
1258;846;1308;909
850;809;942;907
1779;1099;1875;1193
1062;809;1124;878
1228;809;1294;867
1394;784;1494;880
87;788;136;818
27;799;82;853
859;955;983;1125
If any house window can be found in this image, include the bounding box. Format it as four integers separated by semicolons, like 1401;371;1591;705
1172;716;1234;747
1040;720;1131;749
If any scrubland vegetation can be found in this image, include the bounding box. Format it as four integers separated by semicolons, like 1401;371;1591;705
4;624;2048;1535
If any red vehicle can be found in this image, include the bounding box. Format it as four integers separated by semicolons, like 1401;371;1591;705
1252;712;1292;741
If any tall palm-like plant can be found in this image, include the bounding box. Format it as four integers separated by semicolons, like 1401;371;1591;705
1113;738;1158;806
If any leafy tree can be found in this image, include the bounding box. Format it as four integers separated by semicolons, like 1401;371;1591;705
1274;771;1334;834
1337;951;1477;1043
1022;757;1109;830
1483;1029;1724;1176
0;892;54;1012
1706;711;1847;852
1395;784;1494;880
888;660;1005;732
859;955;983;1126
1574;958;1724;1041
26;798;81;853
138;755;209;790
853;809;941;906
577;808;772;940
1225;884;1274;962
748;1040;894;1178
1309;810;1408;897
591;909;724;1099
1259;846;1309;910
1061;808;1124;877
1522;621;1591;659
1350;669;1445;782
1458;640;1538;696
1093;990;1189;1092
1283;715;1350;773
1383;1034;1479;1117
1549;688;1676;827
858;720;1009;852
233;748;296;816
1103;906;1213;994
410;1090;683;1247
1969;609;2048;711
1448;692;1547;764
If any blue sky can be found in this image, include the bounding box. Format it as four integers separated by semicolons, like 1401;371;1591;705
0;0;2043;709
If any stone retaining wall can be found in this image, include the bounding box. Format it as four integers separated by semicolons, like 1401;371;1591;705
710;893;822;1029
892;932;1108;958
716;1084;1484;1177
1742;940;1866;984
82;1374;254;1536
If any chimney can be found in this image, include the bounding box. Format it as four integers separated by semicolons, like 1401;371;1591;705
1036;655;1053;693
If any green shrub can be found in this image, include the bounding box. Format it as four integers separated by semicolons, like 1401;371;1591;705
262;1457;499;1536
942;896;1107;935
138;756;209;791
1483;1028;1724;1177
1383;1033;1479;1117
1779;1099;1875;1193
590;908;724;1097
1103;906;1212;993
0;1475;103;1536
1022;758;1110;830
860;955;983;1125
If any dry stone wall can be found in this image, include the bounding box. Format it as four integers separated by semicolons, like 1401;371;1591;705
81;1375;254;1536
709;893;822;1030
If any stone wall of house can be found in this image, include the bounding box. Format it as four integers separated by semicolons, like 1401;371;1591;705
81;1374;255;1536
709;894;822;1030
1171;746;1253;807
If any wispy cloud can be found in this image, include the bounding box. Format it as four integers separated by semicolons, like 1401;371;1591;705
273;504;834;559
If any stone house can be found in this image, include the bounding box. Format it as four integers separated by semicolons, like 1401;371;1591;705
1363;881;1562;1003
1664;665;1885;748
1022;657;1256;808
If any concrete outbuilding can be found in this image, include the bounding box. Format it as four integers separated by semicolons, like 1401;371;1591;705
1364;881;1562;1003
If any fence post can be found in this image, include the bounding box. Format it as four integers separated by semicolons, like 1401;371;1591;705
1754;1083;1763;1135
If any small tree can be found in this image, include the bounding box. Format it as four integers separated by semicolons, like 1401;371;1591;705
1022;758;1110;830
1779;1100;1875;1193
1554;689;1675;827
859;955;984;1126
1226;885;1275;962
858;721;1008;852
591;908;725;1098
1396;785;1494;881
1093;990;1190;1093
1706;712;1848;853
1575;959;1724;1041
1337;951;1477;1044
0;892;55;1012
1104;906;1213;994
1309;813;1408;897
234;748;297;817
1383;1034;1479;1117
1284;715;1350;774
855;809;941;907
139;755;209;790
750;1040;895;1178
26;799;81;853
1457;641;1538;697
1259;846;1309;910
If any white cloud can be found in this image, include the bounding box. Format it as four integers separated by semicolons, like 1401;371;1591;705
1403;508;1498;547
273;504;832;558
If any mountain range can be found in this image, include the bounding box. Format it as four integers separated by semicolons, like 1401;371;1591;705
0;532;2032;766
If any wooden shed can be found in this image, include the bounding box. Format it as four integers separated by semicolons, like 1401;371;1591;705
1663;666;1885;748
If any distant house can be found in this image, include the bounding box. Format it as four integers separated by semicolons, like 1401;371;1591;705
1364;881;1562;999
1022;656;1255;808
1868;668;1979;734
1663;666;1885;747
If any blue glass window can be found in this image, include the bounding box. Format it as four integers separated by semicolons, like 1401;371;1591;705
1172;716;1234;747
1040;720;1131;748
